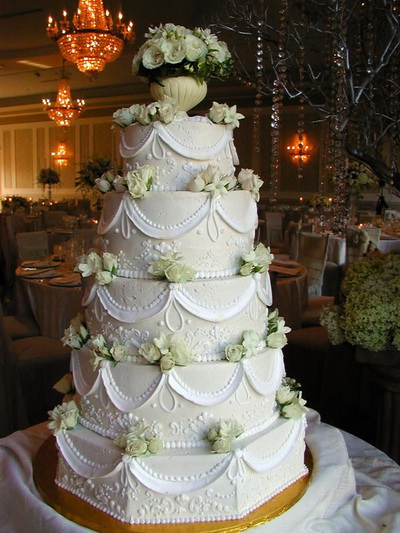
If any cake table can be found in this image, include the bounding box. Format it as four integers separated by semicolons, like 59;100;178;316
1;410;399;533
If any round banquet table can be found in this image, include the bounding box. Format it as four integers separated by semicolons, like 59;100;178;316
378;236;400;253
15;265;84;339
0;410;399;532
271;262;308;330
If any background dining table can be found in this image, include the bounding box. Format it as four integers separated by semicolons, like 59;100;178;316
15;263;83;339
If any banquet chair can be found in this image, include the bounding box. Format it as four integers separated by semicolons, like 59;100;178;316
297;232;329;297
265;212;284;252
42;210;67;229
16;231;49;263
297;232;334;327
0;302;29;436
73;227;98;250
345;226;369;264
282;220;301;260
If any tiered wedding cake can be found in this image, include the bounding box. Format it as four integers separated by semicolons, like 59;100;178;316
48;24;309;527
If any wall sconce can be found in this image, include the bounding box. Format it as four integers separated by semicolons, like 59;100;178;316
52;141;69;166
286;132;313;164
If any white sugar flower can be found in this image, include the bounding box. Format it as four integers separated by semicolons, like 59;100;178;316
48;400;79;436
208;102;228;123
242;330;260;358
110;342;127;363
164;262;196;282
102;252;118;273
281;395;309;419
224;344;244;362
78;251;102;277
237;168;264;201
95;270;113;285
139;341;162;363
223;104;245;129
112;107;134;128
276;385;296;405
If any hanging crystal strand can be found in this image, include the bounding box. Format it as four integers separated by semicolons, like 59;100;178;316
388;0;399;181
253;0;265;170
330;0;348;234
269;0;288;207
296;0;306;181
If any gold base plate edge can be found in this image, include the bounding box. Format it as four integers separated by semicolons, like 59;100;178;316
33;436;312;533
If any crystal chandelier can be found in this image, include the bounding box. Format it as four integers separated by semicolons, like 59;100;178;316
52;141;69;166
47;0;134;80
42;74;85;128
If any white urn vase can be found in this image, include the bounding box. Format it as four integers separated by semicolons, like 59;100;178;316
149;76;207;112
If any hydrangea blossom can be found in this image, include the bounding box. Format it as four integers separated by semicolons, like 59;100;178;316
206;420;244;453
114;421;163;457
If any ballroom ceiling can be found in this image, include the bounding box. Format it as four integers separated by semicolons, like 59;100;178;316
0;0;223;108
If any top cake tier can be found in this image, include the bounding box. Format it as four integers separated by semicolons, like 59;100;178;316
119;115;239;191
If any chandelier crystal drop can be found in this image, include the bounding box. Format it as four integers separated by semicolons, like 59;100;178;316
47;0;134;80
42;76;85;128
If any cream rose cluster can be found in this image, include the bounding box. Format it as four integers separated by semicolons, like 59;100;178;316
224;330;261;362
276;378;309;420
78;251;118;286
266;309;291;349
240;243;274;276
61;312;89;349
48;400;79;436
148;252;196;282
207;102;244;130
206;420;244;454
89;334;129;370
139;333;194;373
114;421;163;457
112;96;180;128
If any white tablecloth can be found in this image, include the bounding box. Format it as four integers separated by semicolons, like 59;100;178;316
378;237;400;253
0;411;399;532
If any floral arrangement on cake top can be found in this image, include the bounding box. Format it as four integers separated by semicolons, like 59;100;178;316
206;420;244;453
320;251;400;352
276;378;309;420
132;23;233;84
114;421;163;457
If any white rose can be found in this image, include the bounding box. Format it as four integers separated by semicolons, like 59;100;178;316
169;340;193;366
242;330;260;357
126;174;148;199
156;98;178;123
142;44;165;69
161;39;186;64
102;252;118;273
212;436;232;453
185;34;208;62
78;251;102;277
276;385;296;405
95;177;112;193
90;334;107;351
112;107;134;127
113;175;127;192
282;397;309;419
139;165;157;186
209;41;230;63
225;344;244;362
239;262;254;276
110;343;126;362
95;270;113;285
160;354;175;372
139;342;161;363
63;332;82;349
208;102;228;123
188;175;206;192
165;262;196;283
147;437;163;454
125;437;148;456
267;331;288;349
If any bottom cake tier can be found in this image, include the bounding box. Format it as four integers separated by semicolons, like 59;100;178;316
54;416;308;525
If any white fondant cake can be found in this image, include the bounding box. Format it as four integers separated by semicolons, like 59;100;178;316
51;100;308;525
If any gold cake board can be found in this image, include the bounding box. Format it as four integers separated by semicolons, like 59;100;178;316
33;436;312;533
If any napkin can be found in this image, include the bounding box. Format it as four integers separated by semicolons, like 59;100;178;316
19;268;60;279
21;259;59;269
48;274;82;287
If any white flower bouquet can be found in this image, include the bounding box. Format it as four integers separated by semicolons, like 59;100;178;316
132;23;233;84
139;333;194;372
78;251;118;285
276;378;309;420
148;252;196;282
206;420;244;454
114;421;163;457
